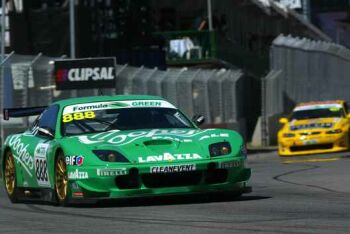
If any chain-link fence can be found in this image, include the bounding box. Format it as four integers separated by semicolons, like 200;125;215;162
0;54;253;142
261;34;350;145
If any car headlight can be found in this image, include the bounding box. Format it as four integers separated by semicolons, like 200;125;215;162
92;150;130;163
283;133;295;138
326;129;342;134
209;142;231;157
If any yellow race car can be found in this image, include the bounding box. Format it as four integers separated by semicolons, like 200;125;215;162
278;100;350;156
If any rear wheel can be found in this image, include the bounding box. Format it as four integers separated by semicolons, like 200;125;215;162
4;150;19;203
54;152;70;206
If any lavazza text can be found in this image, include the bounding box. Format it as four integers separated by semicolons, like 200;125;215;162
67;67;114;81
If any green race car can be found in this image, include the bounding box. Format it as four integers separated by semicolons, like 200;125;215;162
1;95;251;206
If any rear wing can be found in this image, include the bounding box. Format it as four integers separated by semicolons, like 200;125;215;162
3;106;47;120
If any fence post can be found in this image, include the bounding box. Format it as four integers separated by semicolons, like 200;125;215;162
261;75;269;147
0;51;15;146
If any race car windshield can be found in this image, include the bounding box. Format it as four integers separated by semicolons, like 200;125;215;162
290;108;344;120
62;107;194;136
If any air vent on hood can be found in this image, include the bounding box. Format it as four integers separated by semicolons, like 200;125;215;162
143;139;173;146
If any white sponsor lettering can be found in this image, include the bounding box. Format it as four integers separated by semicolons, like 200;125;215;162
96;168;127;177
151;136;192;143
68;67;114;81
68;169;89;179
78;129;205;146
151;164;196;173
8;135;34;176
199;133;229;141
138;153;202;163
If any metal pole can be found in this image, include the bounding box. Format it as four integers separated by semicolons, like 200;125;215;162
69;0;76;59
207;0;213;31
69;0;77;98
302;0;311;21
1;0;6;146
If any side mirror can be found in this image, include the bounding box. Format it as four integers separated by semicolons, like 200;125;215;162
192;115;205;126
279;117;288;124
37;127;54;139
347;114;350;119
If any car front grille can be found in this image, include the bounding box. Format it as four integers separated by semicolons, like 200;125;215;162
142;171;203;188
114;168;229;189
290;144;333;152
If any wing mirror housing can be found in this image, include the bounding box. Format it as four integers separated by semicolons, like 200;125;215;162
37;127;55;139
347;113;350;119
192;115;205;126
279;117;288;124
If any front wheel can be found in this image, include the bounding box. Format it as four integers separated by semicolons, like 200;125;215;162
54;152;70;206
4;150;19;203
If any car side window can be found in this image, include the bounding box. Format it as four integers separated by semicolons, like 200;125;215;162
38;105;59;131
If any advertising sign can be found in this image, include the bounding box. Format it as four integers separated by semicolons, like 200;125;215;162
54;57;116;90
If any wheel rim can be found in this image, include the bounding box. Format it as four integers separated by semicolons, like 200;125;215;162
4;152;15;195
55;156;68;201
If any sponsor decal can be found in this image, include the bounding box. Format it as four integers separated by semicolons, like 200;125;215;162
78;129;207;146
63;100;176;115
34;143;51;187
220;160;242;169
150;164;196;173
66;155;85;166
290;123;333;131
62;111;96;123
131;101;162;107
294;103;342;111
199;133;229;141
96;168;127;177
54;57;116;90
8;135;34;176
68;169;89;180
62;67;115;81
138;153;202;163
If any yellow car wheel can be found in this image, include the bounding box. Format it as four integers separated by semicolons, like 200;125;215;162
4;150;19;203
54;151;70;206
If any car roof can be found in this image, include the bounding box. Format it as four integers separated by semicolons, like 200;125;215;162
53;95;166;107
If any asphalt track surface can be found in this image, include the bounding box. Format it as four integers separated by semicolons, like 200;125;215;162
1;151;350;234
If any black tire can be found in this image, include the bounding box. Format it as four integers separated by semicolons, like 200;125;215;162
3;150;19;203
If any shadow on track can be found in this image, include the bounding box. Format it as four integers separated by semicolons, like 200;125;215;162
87;193;271;208
13;192;270;208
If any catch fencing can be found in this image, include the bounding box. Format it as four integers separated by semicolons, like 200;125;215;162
0;54;252;142
262;34;350;144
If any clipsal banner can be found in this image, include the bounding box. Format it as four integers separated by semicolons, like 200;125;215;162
54;57;116;90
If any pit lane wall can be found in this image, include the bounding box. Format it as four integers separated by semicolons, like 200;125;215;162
258;34;350;145
0;55;254;142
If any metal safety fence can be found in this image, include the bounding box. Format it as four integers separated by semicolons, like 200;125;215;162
0;54;251;142
261;34;350;145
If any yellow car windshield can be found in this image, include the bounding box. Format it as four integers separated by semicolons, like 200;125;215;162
291;108;343;120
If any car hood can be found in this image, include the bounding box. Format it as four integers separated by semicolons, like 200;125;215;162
61;128;243;164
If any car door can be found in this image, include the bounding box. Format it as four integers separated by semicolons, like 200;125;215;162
16;105;59;189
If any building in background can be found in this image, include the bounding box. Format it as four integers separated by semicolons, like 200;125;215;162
4;0;350;74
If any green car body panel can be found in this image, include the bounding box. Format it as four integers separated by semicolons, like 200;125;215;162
1;95;251;203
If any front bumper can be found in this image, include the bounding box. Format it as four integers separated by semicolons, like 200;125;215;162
278;132;349;156
67;157;251;200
